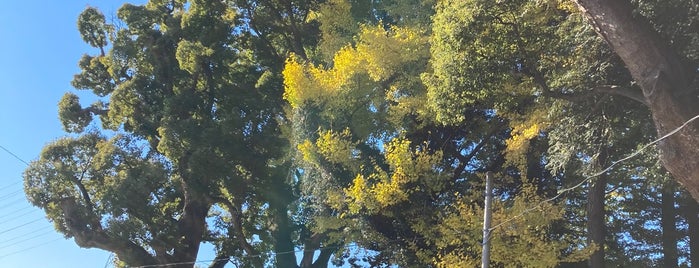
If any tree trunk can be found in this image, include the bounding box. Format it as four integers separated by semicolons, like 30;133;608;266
269;179;300;268
310;248;333;268
682;195;699;266
572;0;699;201
174;185;210;268
271;204;298;268
661;184;678;268
587;173;607;268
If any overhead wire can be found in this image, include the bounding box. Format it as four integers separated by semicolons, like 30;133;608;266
104;254;115;268
0;208;41;225
0;145;30;166
0;227;55;245
0;197;30;210
0;205;35;220
0;217;47;235
0;237;63;260
0;189;25;201
0;179;23;191
0;229;56;250
2;109;698;266
131;243;367;268
0;145;56;254
0;144;29;190
489;113;699;232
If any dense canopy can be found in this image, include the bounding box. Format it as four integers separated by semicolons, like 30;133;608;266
24;0;699;267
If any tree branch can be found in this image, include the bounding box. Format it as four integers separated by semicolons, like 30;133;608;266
213;197;259;256
311;247;335;268
300;233;325;267
452;128;497;182
591;85;648;106
574;0;699;200
59;198;159;266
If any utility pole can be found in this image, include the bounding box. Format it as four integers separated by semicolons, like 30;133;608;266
481;171;493;268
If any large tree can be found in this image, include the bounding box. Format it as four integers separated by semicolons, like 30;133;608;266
283;0;594;266
422;0;697;266
25;0;699;267
572;0;699;201
25;1;333;267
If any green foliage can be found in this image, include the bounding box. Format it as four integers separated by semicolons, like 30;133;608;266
57;93;92;133
282;1;593;266
24;134;177;247
77;7;109;51
28;0;699;267
430;184;591;268
72;54;115;96
29;0;327;267
632;0;699;64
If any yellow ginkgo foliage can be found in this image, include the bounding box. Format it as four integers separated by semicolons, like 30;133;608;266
297;128;358;170
355;24;428;81
315;128;356;164
344;138;442;213
504;108;549;177
431;183;593;267
282;24;427;108
282;55;326;108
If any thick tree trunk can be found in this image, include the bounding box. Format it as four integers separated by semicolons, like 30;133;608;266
661;184;678;267
271;204;298;268
173;184;210;268
573;0;699;201
269;180;300;268
587;173;607;268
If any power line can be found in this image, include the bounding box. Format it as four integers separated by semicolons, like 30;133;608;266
0;229;55;250
0;197;29;209
0;237;62;260
131;243;363;268
0;189;24;201
0;112;695;267
0;208;40;225
489;113;699;232
0;227;54;245
0;145;30;166
128;241;409;268
0;217;46;235
104;254;115;268
0;205;35;220
0;181;23;192
0;181;23;193
133;258;232;268
0;144;30;191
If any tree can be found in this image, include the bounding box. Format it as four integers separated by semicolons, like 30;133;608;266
283;0;593;266
680;193;699;266
25;133;176;266
27;0;699;267
572;0;699;201
422;0;698;266
26;1;334;267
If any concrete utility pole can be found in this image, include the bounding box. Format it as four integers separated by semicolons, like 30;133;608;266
481;171;494;268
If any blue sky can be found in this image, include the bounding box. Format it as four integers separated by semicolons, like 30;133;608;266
0;1;215;267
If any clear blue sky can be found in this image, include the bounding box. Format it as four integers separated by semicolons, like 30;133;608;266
0;1;215;267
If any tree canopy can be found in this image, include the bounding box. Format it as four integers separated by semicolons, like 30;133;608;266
24;0;699;267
